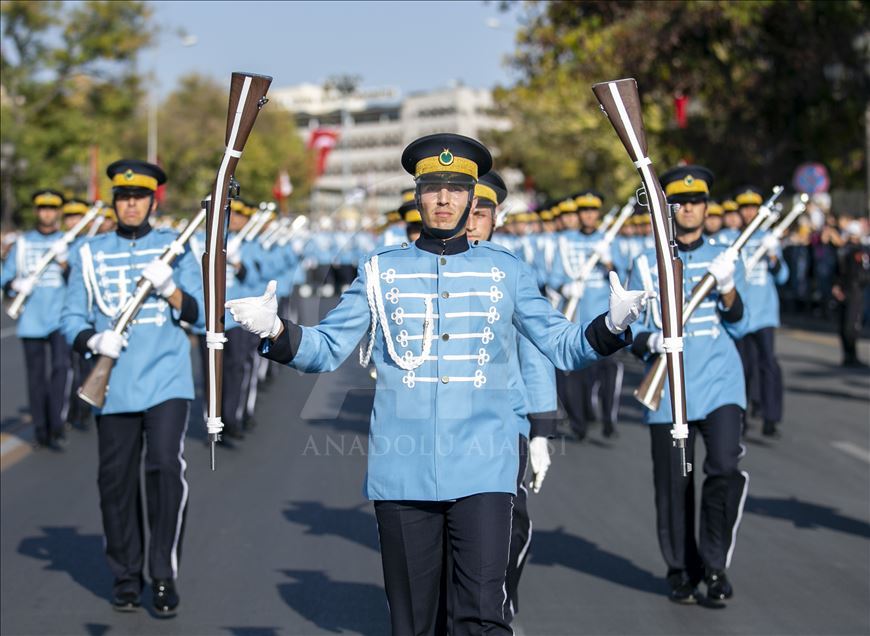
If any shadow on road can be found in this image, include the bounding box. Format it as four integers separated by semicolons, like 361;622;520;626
276;569;388;635
282;500;379;552
745;495;870;539
303;388;375;435
83;623;111;636
785;385;869;402
221;627;282;636
530;526;664;596
17;526;109;601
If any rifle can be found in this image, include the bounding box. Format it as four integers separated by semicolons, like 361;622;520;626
563;195;637;321
77;206;208;407
86;210;105;237
597;204;620;235
7;202;104;319
226;208;263;256
245;206;275;242
592;78;691;475
277;215;309;247
634;187;785;412
745;193;808;272
203;72;273;470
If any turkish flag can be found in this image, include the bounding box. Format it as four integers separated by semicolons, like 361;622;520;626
307;129;340;177
272;170;293;200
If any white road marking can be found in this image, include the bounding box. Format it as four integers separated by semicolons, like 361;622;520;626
831;441;870;464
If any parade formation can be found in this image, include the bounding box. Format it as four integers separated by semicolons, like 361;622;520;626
1;30;869;636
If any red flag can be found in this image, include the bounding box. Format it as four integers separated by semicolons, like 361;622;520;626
307;129;340;177
674;94;689;129
272;170;293;200
87;145;101;202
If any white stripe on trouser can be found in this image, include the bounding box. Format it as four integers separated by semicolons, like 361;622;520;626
246;353;263;417
610;361;624;424
170;402;190;579
60;366;73;423
725;470;750;568
503;496;515;634
236;357;253;423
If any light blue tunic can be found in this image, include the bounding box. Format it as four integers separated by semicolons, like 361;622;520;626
61;228;205;414
264;240;625;501
549;229;612;324
740;229;789;331
1;230;66;338
628;238;752;424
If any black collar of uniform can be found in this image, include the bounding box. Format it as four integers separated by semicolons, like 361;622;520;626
116;221;152;240
580;227;596;236
676;235;705;252
416;229;469;255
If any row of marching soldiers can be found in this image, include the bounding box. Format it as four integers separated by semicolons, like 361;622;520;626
1;149;790;620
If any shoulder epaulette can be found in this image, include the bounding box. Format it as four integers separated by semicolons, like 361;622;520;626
470;239;520;260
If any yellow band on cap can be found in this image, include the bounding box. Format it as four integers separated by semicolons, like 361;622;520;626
540;210;553;221
665;178;709;197
405;210;422;223
63;202;89;215
112;172;158;191
34;194;63;208
575;195;602;209
707;202;724;216
736;191;762;206
559;200;577;213
474;183;498;205
722;200;738;212
401;190;416;203
386;211;402;222
415;155;478;180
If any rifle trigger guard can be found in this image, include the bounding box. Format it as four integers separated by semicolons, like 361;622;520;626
636;186;648;208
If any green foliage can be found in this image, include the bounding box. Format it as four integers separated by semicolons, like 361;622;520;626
0;0;152;226
492;0;869;204
153;73;313;215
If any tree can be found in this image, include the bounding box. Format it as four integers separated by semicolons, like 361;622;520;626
153;73;313;215
0;0;154;226
491;1;869;205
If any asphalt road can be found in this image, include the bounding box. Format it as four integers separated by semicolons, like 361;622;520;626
1;302;868;636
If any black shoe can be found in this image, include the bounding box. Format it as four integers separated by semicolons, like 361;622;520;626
705;570;733;600
223;425;245;441
603;425;619;439
762;421;781;438
152;579;179;616
111;590;141;612
48;433;68;451
667;571;698;604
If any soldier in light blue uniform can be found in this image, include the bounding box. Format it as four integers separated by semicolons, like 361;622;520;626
719;198;742;244
703;200;724;238
734;186;790;437
550;190;624;439
628;165;751;605
61;160;203;615
466;169;558;619
226;134;652;635
1;189;72;448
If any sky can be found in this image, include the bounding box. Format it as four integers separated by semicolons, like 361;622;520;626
148;1;524;98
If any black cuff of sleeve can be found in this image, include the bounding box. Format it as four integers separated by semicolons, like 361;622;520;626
585;314;632;357
73;329;96;356
718;291;744;323
770;259;782;275
2;281;13;296
178;291;199;324
236;263;248;283
259;319;302;364
631;331;653;359
529;411;559;438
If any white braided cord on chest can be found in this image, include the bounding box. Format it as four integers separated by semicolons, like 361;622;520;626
360;255;434;370
558;235;584;280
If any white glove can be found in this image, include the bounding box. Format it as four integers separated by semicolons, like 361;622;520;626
762;234;780;256
529;436;551;494
708;248;738;295
227;242;242;267
647;331;665;354
593;240;611;264
10;277;35;296
561;280;585;298
142;260;177;298
225;279;283;339
49;239;69;263
605;271;656;334
87;330;127;359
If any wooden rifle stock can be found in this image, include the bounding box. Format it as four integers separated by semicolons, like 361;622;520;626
202;72;273;469
634;186;784;411
77;207;208;408
592;78;691;475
